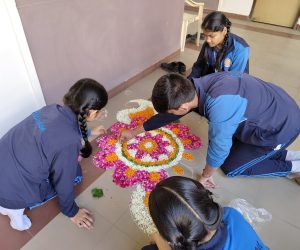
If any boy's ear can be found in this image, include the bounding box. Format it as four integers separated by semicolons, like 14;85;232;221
178;103;190;111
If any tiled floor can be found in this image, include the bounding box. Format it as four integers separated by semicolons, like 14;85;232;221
1;15;300;250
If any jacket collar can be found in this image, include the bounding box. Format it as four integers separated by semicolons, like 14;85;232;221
191;78;206;116
59;105;80;133
204;32;235;55
197;222;228;250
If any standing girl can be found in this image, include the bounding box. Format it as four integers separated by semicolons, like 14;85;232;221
188;11;250;78
0;78;108;230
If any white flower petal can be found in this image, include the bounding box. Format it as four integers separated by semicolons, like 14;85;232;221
129;185;157;235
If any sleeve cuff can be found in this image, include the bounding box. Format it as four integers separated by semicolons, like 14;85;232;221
206;156;223;168
62;201;79;217
87;128;91;137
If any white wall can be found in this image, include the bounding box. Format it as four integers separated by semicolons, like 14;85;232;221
0;0;45;137
218;0;254;16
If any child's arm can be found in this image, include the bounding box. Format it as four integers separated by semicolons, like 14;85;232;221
229;46;250;73
50;147;94;229
91;125;106;136
188;43;207;79
143;113;183;131
119;125;145;142
199;164;217;188
119;113;183;142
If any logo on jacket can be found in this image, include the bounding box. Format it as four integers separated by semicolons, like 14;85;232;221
224;58;232;68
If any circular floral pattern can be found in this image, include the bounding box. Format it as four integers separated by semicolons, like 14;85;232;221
93;99;202;234
116;128;184;172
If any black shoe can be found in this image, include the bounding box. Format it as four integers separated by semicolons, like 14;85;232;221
177;61;186;74
186;32;197;42
186;32;205;42
160;62;178;72
160;61;186;75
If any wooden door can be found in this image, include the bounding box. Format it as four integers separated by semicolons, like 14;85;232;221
251;0;300;27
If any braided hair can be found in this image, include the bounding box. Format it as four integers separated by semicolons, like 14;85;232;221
201;11;232;72
63;78;108;158
149;176;223;250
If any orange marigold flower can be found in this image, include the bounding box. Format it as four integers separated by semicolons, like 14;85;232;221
108;138;117;145
125;168;136;178
183;152;194;160
172;165;184;175
144;192;150;207
105;153;118;162
139;139;158;153
129;107;155;120
182;138;192;145
171;128;180;134
149;172;161;182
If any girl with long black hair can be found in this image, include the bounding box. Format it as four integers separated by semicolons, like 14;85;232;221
143;176;268;250
188;11;250;78
0;78;108;230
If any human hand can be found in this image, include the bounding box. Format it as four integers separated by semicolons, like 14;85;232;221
119;129;136;143
119;126;145;143
91;125;106;136
198;175;217;189
70;208;94;229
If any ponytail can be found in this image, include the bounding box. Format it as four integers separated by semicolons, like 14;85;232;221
63;78;108;158
215;32;229;71
78;108;92;157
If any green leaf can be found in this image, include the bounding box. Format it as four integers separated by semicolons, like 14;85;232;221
91;187;104;198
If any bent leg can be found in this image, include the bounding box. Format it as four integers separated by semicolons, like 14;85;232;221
221;141;292;177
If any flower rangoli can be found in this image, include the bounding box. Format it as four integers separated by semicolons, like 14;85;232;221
93;99;202;234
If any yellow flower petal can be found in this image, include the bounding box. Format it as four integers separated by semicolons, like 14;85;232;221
108;138;117;145
171;128;180;134
129;107;155;120
144;192;150;207
105;153;118;162
182;138;192;145
149;172;161;182
125;168;136;178
183;152;194;160
172;165;184;175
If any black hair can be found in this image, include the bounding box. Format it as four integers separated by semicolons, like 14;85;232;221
63;78;108;158
151;74;196;113
201;11;232;72
149;176;223;250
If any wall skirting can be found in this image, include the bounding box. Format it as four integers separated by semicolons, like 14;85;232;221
108;49;180;98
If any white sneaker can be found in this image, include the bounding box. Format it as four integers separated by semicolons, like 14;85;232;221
0;206;32;231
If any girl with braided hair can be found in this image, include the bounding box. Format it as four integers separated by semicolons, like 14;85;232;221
188;11;250;79
0;78;108;230
143;176;268;250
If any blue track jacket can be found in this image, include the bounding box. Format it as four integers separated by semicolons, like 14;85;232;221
189;33;250;78
197;207;269;250
144;72;300;168
0;105;83;217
